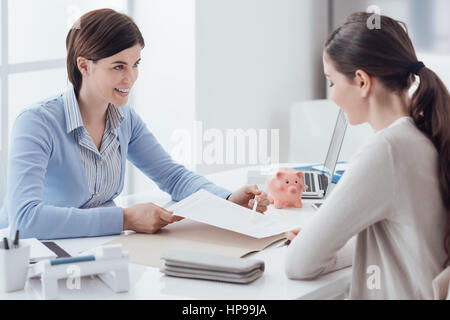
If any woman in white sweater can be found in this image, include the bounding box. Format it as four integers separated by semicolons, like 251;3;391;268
284;12;450;299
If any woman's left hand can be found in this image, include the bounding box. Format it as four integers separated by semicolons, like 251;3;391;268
227;185;271;213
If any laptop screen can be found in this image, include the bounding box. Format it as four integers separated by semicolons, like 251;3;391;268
323;109;348;177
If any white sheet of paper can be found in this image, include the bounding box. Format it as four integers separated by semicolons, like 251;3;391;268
167;189;299;239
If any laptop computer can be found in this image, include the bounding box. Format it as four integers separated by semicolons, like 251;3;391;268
300;109;348;199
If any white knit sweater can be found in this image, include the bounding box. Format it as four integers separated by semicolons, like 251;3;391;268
285;117;447;299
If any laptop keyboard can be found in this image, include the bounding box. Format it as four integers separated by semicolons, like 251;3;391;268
303;172;315;192
320;174;328;191
303;172;328;193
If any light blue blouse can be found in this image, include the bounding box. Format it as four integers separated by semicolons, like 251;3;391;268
65;87;123;209
0;86;232;239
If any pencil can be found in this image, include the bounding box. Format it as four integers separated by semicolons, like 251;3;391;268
252;199;258;211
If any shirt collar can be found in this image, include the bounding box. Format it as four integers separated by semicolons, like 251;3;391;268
63;85;124;134
107;102;125;132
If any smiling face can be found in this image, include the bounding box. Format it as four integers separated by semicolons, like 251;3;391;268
78;43;142;107
323;52;370;125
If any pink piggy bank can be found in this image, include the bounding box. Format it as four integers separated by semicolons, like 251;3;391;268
265;168;308;209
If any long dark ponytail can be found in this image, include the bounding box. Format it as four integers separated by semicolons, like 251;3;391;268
325;12;450;268
412;67;450;268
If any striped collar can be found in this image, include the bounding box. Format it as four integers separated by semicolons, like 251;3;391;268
63;85;124;134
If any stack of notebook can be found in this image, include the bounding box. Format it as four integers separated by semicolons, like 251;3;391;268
161;250;265;284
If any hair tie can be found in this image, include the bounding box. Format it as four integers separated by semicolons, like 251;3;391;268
409;61;425;75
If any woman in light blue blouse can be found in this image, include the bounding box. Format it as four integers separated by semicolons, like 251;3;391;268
0;9;270;239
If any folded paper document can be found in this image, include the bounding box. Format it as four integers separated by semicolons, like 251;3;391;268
161;250;264;284
103;220;286;268
167;189;299;239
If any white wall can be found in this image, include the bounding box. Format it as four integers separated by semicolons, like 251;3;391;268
418;52;450;89
331;0;450;54
128;0;328;194
128;0;196;194
195;0;328;174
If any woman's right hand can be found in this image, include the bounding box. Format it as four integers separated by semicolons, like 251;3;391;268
284;229;301;245
123;203;184;233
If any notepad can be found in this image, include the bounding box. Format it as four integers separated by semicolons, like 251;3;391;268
167;189;299;239
161;250;265;284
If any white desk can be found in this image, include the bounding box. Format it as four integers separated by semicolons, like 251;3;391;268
0;164;352;300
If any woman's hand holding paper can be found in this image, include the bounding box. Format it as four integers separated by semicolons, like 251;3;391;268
123;203;184;233
227;185;271;214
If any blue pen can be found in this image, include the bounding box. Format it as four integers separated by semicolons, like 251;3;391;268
50;255;96;266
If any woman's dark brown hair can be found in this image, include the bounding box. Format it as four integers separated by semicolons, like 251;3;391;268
325;12;450;267
66;8;145;98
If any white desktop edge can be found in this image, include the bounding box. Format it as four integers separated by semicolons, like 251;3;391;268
0;164;352;300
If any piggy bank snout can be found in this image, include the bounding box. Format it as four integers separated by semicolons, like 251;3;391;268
288;185;299;194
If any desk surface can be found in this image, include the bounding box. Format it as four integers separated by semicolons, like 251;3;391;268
0;163;352;300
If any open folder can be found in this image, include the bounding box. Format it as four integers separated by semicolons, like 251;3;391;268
167;189;299;239
102;190;299;268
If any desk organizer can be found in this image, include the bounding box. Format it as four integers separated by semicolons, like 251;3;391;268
29;244;129;299
0;243;30;292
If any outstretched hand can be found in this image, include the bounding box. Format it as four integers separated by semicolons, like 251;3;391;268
227;185;271;214
284;229;301;245
123;202;184;233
